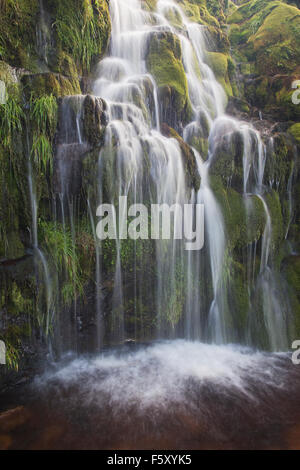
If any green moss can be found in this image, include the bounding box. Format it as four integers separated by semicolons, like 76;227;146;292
245;195;266;243
244;73;300;122
52;0;111;74
0;276;36;370
0;60;16;87
228;1;238;16
22;73;81;100
288;123;300;144
274;81;300;121
172;0;221;27
0;0;39;71
141;0;158;11
210;178;245;249
265;133;293;195
164;6;184;29
230;261;249;332
282;255;300;336
228;1;300;76
209;130;244;186
210;176;266;251
0;0;111;78
146;32;191;115
207;52;228;77
206;0;227;24
252;3;300;75
265;190;284;256
228;0;280;26
207;52;233;97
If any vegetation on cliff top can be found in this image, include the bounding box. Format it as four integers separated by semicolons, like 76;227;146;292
228;0;300;76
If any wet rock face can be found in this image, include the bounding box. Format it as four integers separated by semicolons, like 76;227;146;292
161;123;200;190
53;143;90;196
0;407;31;434
0;256;35;282
243;74;300;122
209;127;244;189
22;73;81;99
228;0;300;123
83;95;108;147
53;95;108;196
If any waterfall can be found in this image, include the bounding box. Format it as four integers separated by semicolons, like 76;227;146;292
89;0;229;344
47;0;295;351
195;152;226;343
240;126;291;350
36;0;52;70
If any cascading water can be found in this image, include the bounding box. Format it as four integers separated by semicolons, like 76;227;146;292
85;0;230;345
47;0;295;352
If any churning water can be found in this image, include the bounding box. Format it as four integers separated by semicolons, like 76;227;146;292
8;340;296;449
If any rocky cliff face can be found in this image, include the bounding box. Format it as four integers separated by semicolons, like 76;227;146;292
0;0;111;373
0;0;299;377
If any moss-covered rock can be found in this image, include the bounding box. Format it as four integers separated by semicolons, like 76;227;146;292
161;123;200;190
22;73;81;99
288;123;300;145
251;3;300;76
210;176;266;251
264;132;294;194
83;95;107;147
0;0;39;71
0;61;17;88
141;0;158;12
265;189;284;255
178;0;220;27
0;0;111;78
206;52;233;97
228;1;300;76
244;74;300;121
282;255;300;336
49;0;111;75
209;128;244;189
146;31;192;128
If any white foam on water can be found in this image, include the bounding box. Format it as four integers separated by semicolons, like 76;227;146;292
36;340;290;412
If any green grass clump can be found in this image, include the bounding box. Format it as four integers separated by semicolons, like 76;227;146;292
54;0;111;74
0;96;24;148
30;94;57;137
29;94;57;174
39;221;84;306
